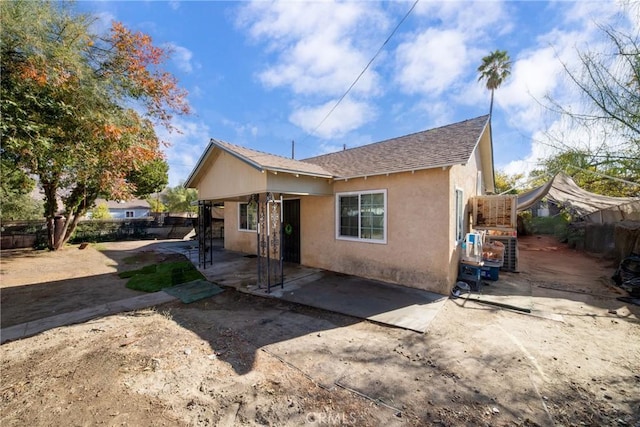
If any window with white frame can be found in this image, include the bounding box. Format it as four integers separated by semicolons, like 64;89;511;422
238;202;257;231
455;189;464;242
125;211;135;218
336;190;386;243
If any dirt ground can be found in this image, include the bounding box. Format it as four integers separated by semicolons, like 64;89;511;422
1;236;639;426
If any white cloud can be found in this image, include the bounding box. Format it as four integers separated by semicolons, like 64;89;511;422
414;0;512;38
221;118;259;139
237;1;387;98
394;29;468;95
289;98;377;139
168;1;180;11
166;43;194;74
235;1;390;138
393;0;512;98
257;38;380;97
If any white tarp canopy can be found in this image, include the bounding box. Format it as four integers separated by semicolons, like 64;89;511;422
516;173;640;223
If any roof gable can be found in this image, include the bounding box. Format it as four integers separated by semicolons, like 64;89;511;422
185;139;333;188
185;115;492;189
303;115;490;179
213;139;334;178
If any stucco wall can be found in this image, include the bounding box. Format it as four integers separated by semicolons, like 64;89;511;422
193;151;332;200
266;173;333;196
219;151;487;295
300;169;453;294
198;152;267;200
447;149;485;285
223;201;258;253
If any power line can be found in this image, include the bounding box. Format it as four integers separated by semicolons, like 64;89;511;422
303;0;421;142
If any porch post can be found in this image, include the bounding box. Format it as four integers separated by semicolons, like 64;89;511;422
197;200;213;269
280;193;284;288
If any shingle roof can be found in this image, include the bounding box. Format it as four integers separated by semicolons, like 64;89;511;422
212;139;333;178
185;115;491;188
302;115;490;179
95;198;150;210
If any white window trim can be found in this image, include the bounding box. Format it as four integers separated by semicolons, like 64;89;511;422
455;188;464;244
335;189;387;244
238;202;257;233
125;210;135;218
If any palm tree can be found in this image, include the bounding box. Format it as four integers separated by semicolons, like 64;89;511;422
477;49;512;117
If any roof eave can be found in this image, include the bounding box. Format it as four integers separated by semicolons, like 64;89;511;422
264;167;333;179
333;162;460;181
184;141;214;189
184;139;266;189
210;139;265;172
462;116;494;193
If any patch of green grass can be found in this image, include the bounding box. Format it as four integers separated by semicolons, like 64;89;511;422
118;264;158;278
120;261;205;292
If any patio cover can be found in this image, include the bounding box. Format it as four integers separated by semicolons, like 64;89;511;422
516;173;640;222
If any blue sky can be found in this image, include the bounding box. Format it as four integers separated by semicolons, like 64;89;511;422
79;1;636;187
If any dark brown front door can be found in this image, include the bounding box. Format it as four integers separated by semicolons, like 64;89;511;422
282;199;300;263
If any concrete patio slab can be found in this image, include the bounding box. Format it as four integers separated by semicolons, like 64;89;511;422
276;272;447;333
141;240;449;333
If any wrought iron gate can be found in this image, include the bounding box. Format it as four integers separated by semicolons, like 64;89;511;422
198;200;214;269
255;192;283;292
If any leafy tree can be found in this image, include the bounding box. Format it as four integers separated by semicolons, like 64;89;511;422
531;149;639;197
0;1;189;249
477;49;512;116
541;2;639;195
147;195;167;214
494;171;524;194
162;184;198;216
89;202;111;219
0;153;43;220
0;192;44;221
127;158;169;198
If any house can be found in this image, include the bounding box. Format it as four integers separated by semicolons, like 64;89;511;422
185;115;495;295
93;198;151;219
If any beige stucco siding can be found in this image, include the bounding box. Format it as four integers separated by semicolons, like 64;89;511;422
197;152;268;200
223;201;258;253
218;145;488;295
266;173;333;196
447;147;485;285
300;169;453;294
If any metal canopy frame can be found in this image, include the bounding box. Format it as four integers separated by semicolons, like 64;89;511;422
254;192;283;293
197;200;214;269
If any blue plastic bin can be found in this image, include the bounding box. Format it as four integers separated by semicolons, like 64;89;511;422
480;266;499;281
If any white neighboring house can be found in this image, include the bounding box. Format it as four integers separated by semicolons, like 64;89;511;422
92;199;151;219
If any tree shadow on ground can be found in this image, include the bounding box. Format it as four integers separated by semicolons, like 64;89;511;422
0;245;185;328
2;238;639;425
